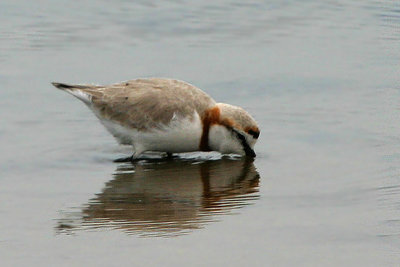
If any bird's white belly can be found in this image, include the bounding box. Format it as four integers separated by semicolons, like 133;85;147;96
98;112;203;154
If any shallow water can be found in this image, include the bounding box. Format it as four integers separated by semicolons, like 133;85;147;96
57;157;260;238
1;0;400;266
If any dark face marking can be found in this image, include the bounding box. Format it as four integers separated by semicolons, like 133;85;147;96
247;129;260;139
231;128;256;157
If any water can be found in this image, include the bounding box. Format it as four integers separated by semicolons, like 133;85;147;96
1;0;399;266
56;158;260;237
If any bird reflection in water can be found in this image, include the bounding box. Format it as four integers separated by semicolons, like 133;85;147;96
57;156;260;237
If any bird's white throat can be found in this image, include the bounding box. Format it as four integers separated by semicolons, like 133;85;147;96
208;124;244;155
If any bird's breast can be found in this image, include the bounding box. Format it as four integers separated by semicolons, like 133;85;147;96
99;111;204;153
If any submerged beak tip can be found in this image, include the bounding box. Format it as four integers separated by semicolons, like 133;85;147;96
245;149;256;158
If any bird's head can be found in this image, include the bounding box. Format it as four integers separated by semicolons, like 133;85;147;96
206;103;260;157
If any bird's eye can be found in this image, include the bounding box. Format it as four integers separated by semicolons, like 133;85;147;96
247;129;260;139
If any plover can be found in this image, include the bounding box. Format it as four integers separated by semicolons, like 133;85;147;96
52;78;260;159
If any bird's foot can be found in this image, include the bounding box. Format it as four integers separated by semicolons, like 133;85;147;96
114;152;178;163
113;155;136;163
166;152;180;160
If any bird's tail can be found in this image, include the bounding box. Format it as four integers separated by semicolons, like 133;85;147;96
52;82;93;90
52;82;95;104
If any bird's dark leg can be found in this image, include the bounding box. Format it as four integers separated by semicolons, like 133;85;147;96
113;155;135;163
165;152;179;160
114;150;139;163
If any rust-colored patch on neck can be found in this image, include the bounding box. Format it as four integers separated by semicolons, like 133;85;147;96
200;106;221;151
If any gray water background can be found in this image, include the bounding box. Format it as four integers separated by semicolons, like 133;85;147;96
1;0;400;266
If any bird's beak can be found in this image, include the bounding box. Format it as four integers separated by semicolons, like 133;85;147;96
245;147;256;157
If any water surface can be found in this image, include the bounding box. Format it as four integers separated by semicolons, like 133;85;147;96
1;0;400;266
57;158;259;237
